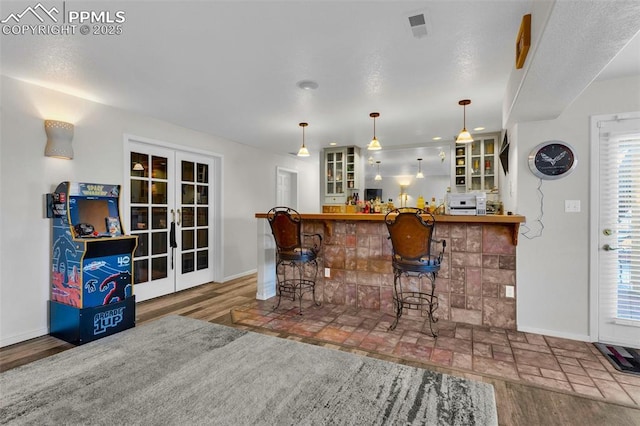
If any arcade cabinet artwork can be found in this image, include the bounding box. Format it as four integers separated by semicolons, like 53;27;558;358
47;182;138;344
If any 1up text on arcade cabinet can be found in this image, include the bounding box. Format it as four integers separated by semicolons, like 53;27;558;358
47;182;138;344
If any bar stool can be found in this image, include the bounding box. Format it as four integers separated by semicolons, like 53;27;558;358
385;208;446;336
267;206;322;314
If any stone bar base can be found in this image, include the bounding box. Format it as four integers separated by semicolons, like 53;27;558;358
256;213;524;330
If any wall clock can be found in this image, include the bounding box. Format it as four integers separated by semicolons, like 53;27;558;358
528;140;577;180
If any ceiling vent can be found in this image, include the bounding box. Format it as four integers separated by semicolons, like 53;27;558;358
408;14;427;38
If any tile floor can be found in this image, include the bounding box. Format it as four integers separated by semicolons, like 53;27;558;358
231;299;640;407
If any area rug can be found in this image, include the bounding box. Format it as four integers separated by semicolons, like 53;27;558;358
595;342;640;376
0;316;498;425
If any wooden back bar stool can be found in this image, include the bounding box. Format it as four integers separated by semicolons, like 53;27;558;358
385;208;446;336
267;206;322;314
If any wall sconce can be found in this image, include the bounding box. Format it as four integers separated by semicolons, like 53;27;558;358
416;158;424;179
44;120;74;159
374;160;382;181
439;150;446;162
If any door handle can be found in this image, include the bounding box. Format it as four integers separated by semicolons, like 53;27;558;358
602;244;619;251
171;209;176;223
176;208;181;226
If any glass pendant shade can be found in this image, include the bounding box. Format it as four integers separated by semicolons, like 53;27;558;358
297;122;310;157
416;158;424;179
368;112;382;150
455;99;474;144
374;161;382;180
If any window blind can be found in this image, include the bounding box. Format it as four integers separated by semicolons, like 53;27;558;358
599;119;640;325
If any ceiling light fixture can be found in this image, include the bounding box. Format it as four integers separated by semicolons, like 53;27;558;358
132;162;145;171
374;161;382;181
416;158;424;179
297;122;310;157
368;112;382;151
296;80;319;90
455;99;474;144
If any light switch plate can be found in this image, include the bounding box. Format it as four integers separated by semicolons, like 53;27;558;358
565;200;581;213
324;267;330;278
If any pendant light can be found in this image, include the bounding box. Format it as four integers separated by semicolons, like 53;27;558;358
297;122;310;157
368;112;382;151
416;158;424;179
455;99;474;144
374;161;382;181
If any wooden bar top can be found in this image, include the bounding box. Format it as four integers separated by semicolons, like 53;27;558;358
255;212;525;224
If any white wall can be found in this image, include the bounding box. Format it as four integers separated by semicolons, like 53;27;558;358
515;75;640;340
0;76;318;346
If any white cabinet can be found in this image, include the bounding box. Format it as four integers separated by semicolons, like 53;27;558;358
452;133;499;192
323;146;360;204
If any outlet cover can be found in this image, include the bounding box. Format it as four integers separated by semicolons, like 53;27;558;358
324;267;330;278
506;286;515;298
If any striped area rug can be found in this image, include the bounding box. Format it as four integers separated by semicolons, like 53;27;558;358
595;343;640;375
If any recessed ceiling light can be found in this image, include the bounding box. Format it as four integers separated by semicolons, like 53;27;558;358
432;136;442;141
329;142;337;146
474;127;485;131
296;80;319;90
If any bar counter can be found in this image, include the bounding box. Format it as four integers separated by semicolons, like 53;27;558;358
255;212;525;329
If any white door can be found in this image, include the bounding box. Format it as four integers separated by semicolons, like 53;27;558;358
175;152;214;291
594;114;640;346
276;167;297;209
127;143;216;301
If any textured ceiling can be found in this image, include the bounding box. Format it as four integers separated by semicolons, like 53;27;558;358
1;0;639;164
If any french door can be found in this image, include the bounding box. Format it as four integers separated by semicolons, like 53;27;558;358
594;115;640;346
127;142;215;301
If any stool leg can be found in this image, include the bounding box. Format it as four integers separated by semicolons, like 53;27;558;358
273;259;284;311
388;269;403;331
424;272;439;337
311;259;321;307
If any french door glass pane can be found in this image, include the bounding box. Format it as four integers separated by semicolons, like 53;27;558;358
182;207;194;227
182;184;195;204
131;207;148;231
152;207;167;229
134;233;148;257
197;185;208;204
197;250;208;270
197;207;208;226
152;156;167;179
130;180;148;203
152;232;167;255
182;161;195;182
151;257;168;280
134;259;148;284
131;152;149;178
183;230;194;250
197;164;208;183
197;229;208;248
182;252;194;273
152;182;167;204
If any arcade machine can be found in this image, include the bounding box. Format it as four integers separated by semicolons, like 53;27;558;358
47;182;137;344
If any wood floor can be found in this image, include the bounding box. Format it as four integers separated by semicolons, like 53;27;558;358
2;274;639;426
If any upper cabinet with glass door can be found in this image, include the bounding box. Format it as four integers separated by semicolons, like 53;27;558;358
452;132;499;192
323;146;360;204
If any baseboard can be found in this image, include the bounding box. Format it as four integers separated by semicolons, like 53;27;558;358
224;269;257;282
517;325;592;343
1;326;48;348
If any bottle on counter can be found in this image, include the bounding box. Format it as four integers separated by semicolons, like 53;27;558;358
387;198;394;211
416;195;425;209
430;197;437;213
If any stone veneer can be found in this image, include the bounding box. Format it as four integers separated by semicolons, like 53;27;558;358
299;219;517;329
